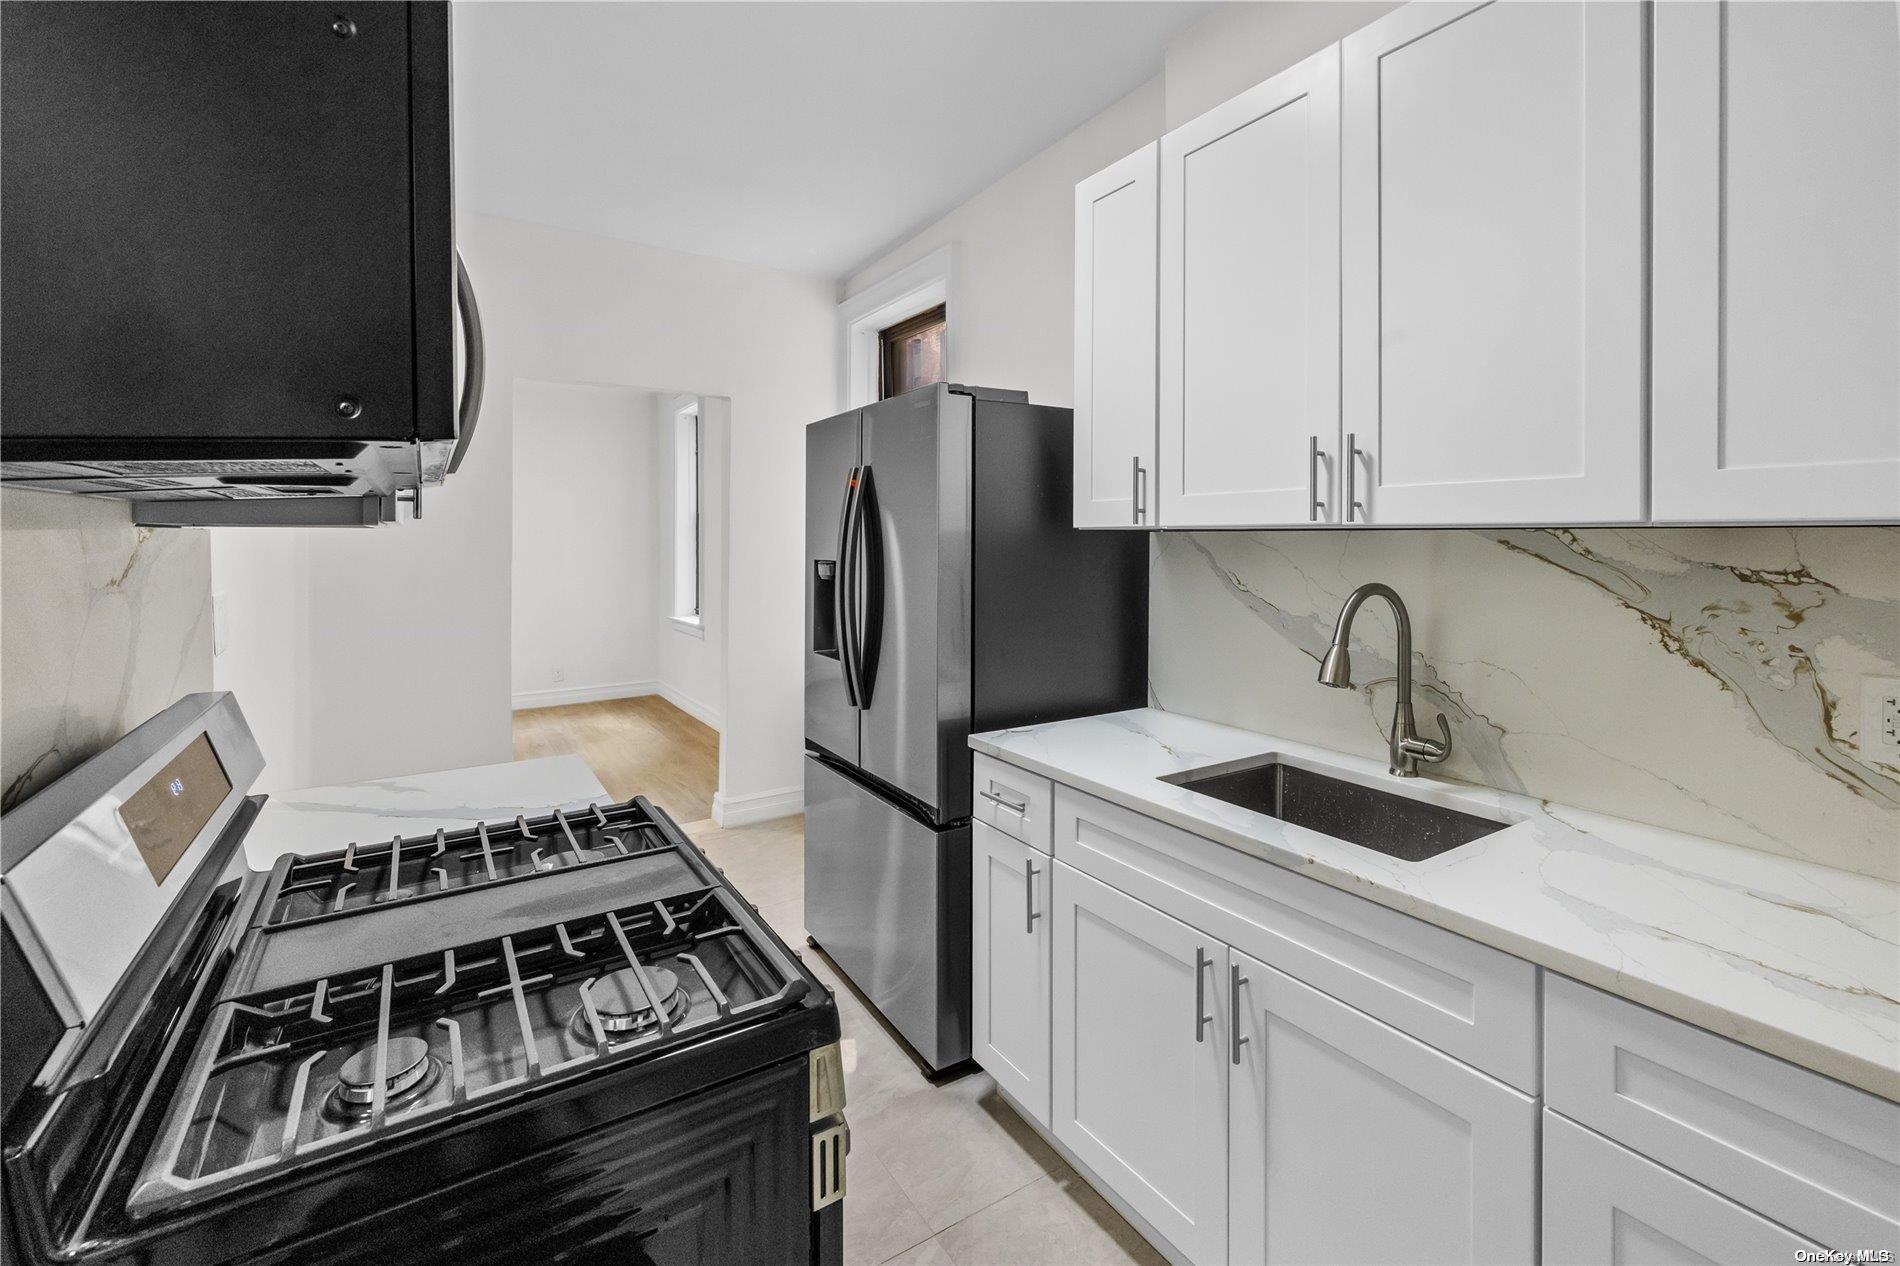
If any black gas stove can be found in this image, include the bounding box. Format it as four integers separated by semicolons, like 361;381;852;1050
1;694;846;1264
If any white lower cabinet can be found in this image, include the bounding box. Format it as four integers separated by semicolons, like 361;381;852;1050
1052;861;1229;1264
994;758;1884;1266
1543;1112;1819;1264
1228;950;1537;1265
971;822;1052;1124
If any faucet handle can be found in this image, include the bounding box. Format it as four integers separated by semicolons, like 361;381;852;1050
1401;714;1453;764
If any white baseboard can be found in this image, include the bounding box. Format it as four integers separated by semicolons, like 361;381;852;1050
711;784;803;828
511;680;658;711
657;683;723;732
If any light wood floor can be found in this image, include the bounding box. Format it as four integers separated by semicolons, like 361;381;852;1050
511;695;718;824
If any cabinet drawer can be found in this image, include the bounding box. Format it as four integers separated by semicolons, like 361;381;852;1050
972;754;1052;852
1543;1111;1819;1264
1054;786;1539;1092
1546;976;1900;1251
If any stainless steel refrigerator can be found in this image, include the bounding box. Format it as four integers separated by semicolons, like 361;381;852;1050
804;382;1147;1071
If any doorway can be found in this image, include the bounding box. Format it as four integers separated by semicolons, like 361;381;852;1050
507;378;729;827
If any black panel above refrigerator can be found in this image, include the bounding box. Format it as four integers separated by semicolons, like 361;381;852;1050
0;2;481;527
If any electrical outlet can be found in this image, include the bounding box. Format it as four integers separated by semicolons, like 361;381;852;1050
1862;676;1900;763
552;667;565;684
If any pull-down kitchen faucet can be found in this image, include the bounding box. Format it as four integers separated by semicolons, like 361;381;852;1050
1318;583;1451;777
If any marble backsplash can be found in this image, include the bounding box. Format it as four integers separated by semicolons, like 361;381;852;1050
1150;527;1900;882
1;490;213;811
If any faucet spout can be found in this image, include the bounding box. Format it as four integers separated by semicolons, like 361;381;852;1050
1316;583;1450;777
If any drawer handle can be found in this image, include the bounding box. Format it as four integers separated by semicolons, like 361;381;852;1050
1230;964;1250;1065
1194;948;1212;1043
980;788;1029;816
1025;859;1041;933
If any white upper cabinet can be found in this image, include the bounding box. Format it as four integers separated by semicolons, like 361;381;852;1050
1073;142;1159;529
1159;46;1341;528
1651;0;1900;523
1340;0;1646;525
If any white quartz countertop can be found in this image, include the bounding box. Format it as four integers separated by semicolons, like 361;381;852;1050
243;756;610;870
971;709;1900;1102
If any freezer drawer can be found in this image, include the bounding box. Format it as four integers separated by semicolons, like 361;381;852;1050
803;755;971;1071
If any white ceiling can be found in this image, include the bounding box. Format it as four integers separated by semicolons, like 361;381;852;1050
451;2;1208;277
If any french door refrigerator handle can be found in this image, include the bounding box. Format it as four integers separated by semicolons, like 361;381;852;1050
835;469;861;708
853;465;884;706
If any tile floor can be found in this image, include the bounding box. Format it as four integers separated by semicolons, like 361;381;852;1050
688;815;1167;1266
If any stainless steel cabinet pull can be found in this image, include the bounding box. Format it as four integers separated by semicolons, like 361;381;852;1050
1193;948;1212;1043
980;788;1028;815
1345;432;1367;523
1025;859;1041;933
1230;964;1250;1065
1308;435;1328;523
1131;455;1148;525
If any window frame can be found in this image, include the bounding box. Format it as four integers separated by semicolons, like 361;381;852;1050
836;244;955;408
670;399;701;631
878;302;947;400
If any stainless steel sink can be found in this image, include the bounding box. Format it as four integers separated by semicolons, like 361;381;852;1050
1158;757;1507;862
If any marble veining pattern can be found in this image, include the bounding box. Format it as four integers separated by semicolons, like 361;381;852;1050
972;709;1900;1102
1150;527;1900;881
1;490;212;811
243;755;609;868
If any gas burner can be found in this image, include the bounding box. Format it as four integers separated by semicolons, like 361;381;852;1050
324;1036;442;1122
571;966;688;1041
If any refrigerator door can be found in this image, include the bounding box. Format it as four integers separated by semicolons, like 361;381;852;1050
805;408;861;765
804;755;971;1071
857;385;973;822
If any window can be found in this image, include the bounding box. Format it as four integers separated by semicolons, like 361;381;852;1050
879;303;947;399
672;401;699;623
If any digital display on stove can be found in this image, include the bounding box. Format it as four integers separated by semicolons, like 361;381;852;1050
119;733;230;885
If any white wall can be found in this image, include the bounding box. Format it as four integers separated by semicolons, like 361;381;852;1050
463;216;832;824
215;215;833;816
842;79;1165;406
510;380;663;708
655;393;728;731
210;351;516;794
837;2;1402;405
1161;1;1404;128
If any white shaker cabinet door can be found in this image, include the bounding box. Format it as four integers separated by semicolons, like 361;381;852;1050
1227;953;1537;1265
1340;0;1646;525
1051;861;1227;1264
1159;44;1341;528
1543;1112;1822;1265
1651;0;1900;522
971;822;1052;1125
1074;143;1159;529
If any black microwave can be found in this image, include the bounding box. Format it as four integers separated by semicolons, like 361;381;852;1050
0;1;480;526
